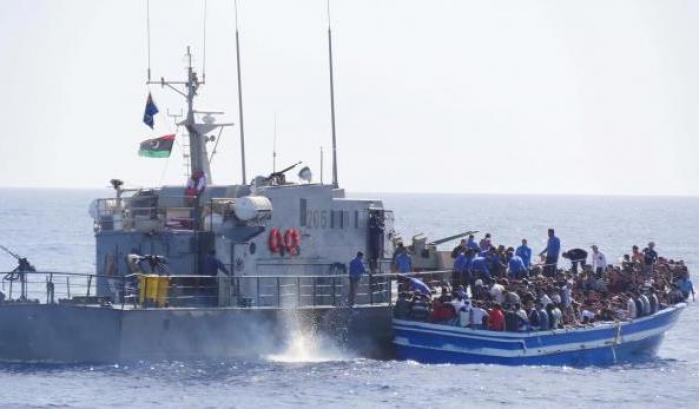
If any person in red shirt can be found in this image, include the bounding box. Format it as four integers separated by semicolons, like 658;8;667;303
488;303;505;331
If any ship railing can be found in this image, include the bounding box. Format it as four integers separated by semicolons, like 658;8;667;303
0;269;454;310
92;195;234;232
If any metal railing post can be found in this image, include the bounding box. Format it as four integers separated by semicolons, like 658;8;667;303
86;275;92;297
276;277;281;307
256;276;260;307
66;277;71;299
369;273;373;305
296;276;301;307
121;278;126;310
332;277;336;306
312;277;317;306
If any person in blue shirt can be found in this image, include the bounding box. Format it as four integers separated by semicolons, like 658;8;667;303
466;234;480;251
202;250;229;276
539;229;561;277
453;251;467;286
395;250;412;273
515;239;532;270
507;250;527;279
348;251;367;306
471;255;491;281
677;273;695;302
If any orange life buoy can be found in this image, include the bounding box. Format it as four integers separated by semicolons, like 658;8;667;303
268;228;283;253
284;228;301;256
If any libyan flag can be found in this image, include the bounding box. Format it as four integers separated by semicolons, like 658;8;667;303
138;134;175;158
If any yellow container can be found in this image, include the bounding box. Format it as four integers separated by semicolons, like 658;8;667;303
138;275;170;307
156;276;170;307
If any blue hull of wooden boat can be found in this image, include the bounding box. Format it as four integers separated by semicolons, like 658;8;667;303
393;304;685;366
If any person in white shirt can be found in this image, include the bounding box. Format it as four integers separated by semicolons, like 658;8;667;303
590;245;607;275
489;282;505;304
538;290;553;307
469;302;489;330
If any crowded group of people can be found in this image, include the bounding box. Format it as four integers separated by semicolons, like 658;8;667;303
391;229;695;332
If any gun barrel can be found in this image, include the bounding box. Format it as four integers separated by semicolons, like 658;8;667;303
0;245;21;260
429;230;479;246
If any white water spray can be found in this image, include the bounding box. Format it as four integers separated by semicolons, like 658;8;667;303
266;312;353;363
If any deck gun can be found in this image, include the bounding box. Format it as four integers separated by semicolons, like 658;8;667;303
266;161;302;185
402;230;479;270
0;245;36;281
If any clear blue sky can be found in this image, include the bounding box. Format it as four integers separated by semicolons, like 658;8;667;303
1;0;698;195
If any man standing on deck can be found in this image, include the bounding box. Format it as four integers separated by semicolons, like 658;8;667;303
451;239;467;259
590;245;607;276
479;233;493;251
539;229;561;277
395;248;413;273
642;242;658;277
466;234;480;251
507;249;528;279
348;251;366;306
561;247;588;274
516;239;532;271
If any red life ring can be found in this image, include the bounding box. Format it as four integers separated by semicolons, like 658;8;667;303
284;228;301;256
268;228;283;253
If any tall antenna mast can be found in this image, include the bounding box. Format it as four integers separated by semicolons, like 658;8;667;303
202;0;208;83
327;0;339;188
146;0;152;81
272;113;278;173
234;0;248;184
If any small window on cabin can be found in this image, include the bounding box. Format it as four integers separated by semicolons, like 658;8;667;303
339;210;345;229
330;210;335;229
300;199;307;226
354;210;359;228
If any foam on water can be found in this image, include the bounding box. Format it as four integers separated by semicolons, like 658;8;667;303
266;314;354;363
265;328;351;363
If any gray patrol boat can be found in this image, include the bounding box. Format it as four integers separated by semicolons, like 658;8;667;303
0;14;469;363
0;17;408;362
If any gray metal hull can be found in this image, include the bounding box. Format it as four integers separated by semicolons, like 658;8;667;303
0;304;393;363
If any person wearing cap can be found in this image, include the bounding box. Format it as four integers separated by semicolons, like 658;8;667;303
590;245;607;276
539;228;561;278
348;251;366;306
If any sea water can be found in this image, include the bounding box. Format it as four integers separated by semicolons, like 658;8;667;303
0;189;696;409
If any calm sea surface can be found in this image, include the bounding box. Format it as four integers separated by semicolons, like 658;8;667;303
0;189;697;409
